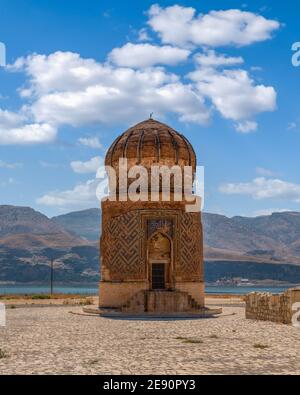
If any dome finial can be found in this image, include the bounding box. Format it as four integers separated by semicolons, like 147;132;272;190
149;112;154;120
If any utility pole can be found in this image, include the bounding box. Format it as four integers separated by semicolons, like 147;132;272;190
50;259;54;295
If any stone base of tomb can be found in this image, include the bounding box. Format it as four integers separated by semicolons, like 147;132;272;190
83;306;222;319
98;281;205;310
84;289;222;318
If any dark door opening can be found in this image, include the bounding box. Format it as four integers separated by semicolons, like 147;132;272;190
152;263;165;290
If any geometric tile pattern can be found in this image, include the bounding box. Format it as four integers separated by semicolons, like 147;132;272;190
101;208;203;282
178;213;203;281
101;211;144;280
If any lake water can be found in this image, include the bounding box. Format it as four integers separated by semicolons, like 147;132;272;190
0;284;298;296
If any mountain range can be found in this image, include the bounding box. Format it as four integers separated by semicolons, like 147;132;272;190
2;205;300;284
0;206;99;283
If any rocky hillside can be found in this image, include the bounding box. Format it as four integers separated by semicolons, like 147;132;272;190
202;212;300;265
0;206;99;283
2;205;300;283
0;205;85;248
54;208;300;265
52;208;100;241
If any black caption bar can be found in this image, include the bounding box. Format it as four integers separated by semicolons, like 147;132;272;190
0;375;293;392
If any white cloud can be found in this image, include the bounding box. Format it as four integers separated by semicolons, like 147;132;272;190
195;50;244;67
11;51;209;126
148;4;280;48
0;122;56;145
0;108;56;145
138;28;151;42
0;109;25;128
78;136;103;149
235;121;258;133
154;82;210;123
4;5;279;141
189;49;276;131
188;67;276;122
9;52;108;95
70;156;102;174
0;160;22;169
37;179;98;209
220;177;300;202
109;43;190;68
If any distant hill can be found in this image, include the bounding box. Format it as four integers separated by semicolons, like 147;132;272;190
52;208;100;241
1;205;300;284
0;206;99;283
0;205;85;248
203;211;300;265
52;208;300;265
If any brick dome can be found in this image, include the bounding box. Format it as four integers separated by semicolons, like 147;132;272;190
105;118;197;171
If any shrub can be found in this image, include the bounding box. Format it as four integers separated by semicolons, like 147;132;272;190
31;295;51;300
253;343;270;350
79;298;93;306
183;338;203;344
0;349;8;359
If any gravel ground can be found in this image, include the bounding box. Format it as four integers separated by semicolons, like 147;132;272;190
0;301;300;375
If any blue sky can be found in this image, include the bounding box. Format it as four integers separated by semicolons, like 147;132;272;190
0;0;300;218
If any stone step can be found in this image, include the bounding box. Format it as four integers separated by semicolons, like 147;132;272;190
121;290;204;314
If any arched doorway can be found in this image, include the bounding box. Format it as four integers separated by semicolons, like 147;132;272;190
148;232;172;290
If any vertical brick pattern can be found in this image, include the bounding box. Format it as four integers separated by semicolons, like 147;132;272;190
178;212;203;281
101;211;144;280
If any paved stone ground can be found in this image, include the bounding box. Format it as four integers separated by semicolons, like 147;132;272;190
1;302;300;375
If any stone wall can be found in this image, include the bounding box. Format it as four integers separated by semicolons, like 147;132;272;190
245;288;300;325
